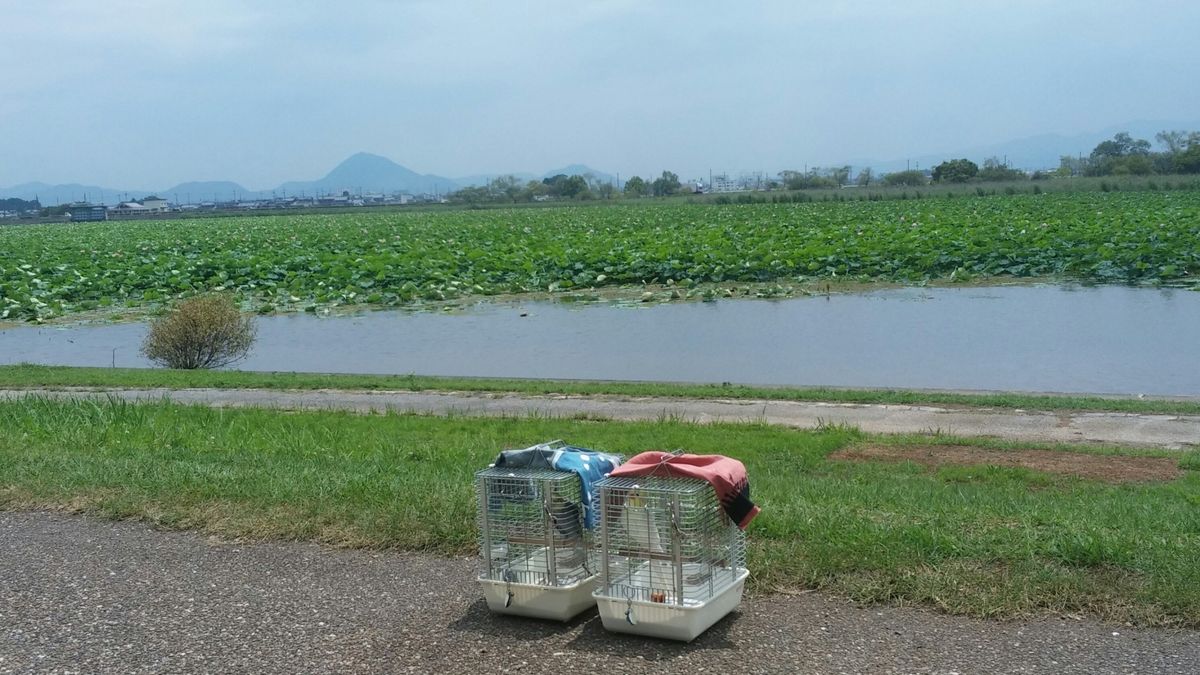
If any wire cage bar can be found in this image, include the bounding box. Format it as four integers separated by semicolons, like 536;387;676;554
476;467;592;587
593;475;749;641
475;463;599;620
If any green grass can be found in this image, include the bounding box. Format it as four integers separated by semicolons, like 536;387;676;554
2;364;1198;416
1;396;1198;626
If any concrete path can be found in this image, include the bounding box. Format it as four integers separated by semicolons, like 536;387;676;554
2;387;1197;449
2;511;1197;675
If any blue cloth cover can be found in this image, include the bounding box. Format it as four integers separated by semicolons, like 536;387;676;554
493;443;621;530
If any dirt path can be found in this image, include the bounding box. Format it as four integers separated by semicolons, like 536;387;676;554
2;512;1196;675
2;387;1197;449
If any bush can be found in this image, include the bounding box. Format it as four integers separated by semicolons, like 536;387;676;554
882;170;927;187
141;294;257;369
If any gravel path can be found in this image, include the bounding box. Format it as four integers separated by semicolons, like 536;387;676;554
2;512;1197;674
2;387;1198;449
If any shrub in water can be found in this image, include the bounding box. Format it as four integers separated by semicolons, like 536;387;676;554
141;294;257;369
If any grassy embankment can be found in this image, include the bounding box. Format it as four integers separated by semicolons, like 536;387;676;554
2;364;1198;416
2;396;1198;626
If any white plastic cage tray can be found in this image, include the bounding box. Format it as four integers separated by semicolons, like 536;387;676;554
479;566;599;621
478;546;597;621
594;566;748;641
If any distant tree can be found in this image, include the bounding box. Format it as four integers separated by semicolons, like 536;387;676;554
562;175;589;198
520;180;549;201
1110;155;1155;176
931;158;978;183
582;172;605;192
623;175;647;197
1155;130;1200;174
1085;132;1154;176
1156;130;1190;154
595;182;617;199
448;185;492;204
488;175;524;202
0;197;40;214
977;157;1026;182
778;170;802;189
1176;143;1200;174
1091;132;1151;160
828;165;851;186
542;174;589;198
1057;155;1087;177
855;168;874;187
882;170;927;187
779;169;836;190
651;171;681;197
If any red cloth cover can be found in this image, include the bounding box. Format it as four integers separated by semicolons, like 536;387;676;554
607;452;760;529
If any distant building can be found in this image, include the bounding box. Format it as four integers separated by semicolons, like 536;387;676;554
69;204;108;222
141;196;169;212
109;201;150;215
711;175;740;193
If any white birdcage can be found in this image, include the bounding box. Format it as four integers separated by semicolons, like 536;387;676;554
475;465;598;620
593;475;749;641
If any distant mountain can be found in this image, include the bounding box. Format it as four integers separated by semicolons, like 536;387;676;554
542;164;618;185
8;121;1197;204
162;181;262;203
0;182;151;205
453;172;537;188
453;164;618;188
276;152;458;196
0;153;460;204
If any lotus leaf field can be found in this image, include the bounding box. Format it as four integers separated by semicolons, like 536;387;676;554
2;191;1198;321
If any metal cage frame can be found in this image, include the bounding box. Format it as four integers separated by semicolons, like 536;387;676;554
476;466;594;591
594;475;747;608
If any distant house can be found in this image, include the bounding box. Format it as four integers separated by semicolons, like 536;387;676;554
141;196;169;212
109;201;150;215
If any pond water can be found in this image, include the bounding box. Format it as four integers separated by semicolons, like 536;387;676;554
1;285;1197;396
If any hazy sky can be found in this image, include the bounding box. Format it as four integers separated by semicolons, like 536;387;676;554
3;0;1198;189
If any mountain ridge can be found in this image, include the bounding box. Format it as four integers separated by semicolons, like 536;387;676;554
5;120;1197;203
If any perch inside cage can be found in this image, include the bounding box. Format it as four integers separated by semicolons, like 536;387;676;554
475;441;619;621
593;472;751;641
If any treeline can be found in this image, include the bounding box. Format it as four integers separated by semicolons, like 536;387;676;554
448;171;687;204
0;197;41;214
449;129;1200;204
1059;130;1200;177
448;173;613;204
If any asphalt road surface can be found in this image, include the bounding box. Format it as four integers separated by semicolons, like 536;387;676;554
2;512;1196;674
